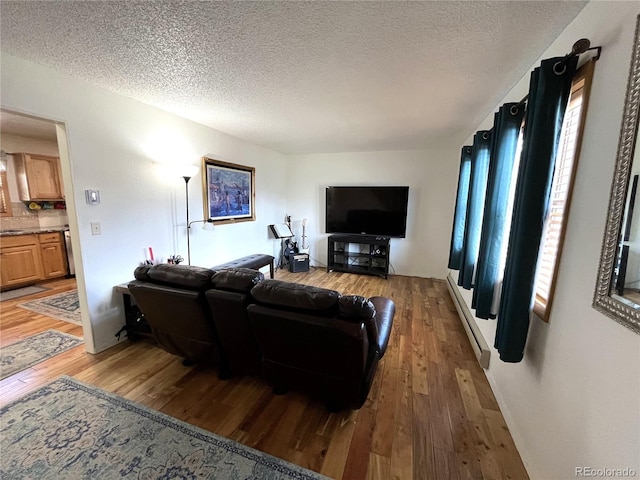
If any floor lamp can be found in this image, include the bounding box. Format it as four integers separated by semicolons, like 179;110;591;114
183;175;194;264
180;166;198;265
181;166;214;265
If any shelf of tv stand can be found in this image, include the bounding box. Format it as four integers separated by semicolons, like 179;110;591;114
327;234;390;279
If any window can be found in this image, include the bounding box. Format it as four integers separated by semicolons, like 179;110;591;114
491;124;525;316
532;60;595;321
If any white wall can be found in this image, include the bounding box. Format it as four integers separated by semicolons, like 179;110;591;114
451;2;640;478
1;54;288;353
285;148;459;279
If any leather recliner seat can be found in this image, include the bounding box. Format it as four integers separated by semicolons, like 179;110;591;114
128;264;231;378
247;279;395;410
205;268;264;377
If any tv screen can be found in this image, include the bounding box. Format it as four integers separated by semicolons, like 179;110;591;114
326;186;409;238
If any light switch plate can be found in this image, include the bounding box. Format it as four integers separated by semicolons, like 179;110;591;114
85;189;100;205
91;222;101;235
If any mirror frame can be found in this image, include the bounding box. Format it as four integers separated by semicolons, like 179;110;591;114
593;15;640;335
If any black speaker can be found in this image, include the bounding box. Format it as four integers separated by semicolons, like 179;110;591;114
289;253;310;273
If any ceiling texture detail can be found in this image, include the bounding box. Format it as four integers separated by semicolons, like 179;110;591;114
1;1;586;154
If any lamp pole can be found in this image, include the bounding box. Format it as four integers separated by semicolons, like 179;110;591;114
184;175;193;265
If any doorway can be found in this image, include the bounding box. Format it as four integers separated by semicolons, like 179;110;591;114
0;109;87;343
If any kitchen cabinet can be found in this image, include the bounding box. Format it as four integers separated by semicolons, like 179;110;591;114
39;232;67;278
0;232;68;288
15;153;65;201
0;235;44;288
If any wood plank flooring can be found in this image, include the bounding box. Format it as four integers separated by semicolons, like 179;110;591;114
0;269;528;479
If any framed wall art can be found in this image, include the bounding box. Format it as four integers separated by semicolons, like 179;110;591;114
202;157;255;223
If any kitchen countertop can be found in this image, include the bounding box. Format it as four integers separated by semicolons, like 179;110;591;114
0;226;68;237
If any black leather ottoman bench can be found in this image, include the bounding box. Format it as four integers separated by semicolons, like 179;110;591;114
212;254;275;279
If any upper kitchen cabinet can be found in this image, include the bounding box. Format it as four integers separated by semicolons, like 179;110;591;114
15;153;65;201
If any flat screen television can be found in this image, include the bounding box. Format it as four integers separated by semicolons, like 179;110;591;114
325;186;409;238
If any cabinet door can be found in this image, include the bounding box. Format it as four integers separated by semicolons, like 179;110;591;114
0;244;44;287
41;241;67;278
24;154;64;200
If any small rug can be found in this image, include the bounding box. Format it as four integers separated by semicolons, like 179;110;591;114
17;289;81;325
0;330;83;380
0;285;48;302
0;376;329;480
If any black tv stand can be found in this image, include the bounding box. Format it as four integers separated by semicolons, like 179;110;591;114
327;234;390;279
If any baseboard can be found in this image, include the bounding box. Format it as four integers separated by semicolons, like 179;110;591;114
445;273;490;369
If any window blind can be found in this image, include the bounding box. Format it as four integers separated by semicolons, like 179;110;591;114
532;63;592;320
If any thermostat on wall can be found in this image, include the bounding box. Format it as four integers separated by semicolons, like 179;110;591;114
85;189;100;205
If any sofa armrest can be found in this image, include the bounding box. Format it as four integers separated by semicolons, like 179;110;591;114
369;296;395;356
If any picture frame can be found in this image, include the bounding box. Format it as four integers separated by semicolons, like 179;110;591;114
202;157;255;224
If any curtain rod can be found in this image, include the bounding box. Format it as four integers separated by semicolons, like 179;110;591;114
516;39;602;106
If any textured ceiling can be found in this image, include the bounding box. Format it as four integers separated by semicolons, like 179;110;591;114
0;1;587;154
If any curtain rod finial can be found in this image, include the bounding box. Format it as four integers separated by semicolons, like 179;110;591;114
572;38;591;55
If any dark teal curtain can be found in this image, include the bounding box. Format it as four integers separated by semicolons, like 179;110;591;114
472;103;525;318
458;131;492;289
448;146;473;270
495;56;578;362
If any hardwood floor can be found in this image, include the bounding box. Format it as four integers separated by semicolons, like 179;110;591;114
0;269;528;480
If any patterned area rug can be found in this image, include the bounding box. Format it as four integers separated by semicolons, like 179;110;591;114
17;289;81;325
0;376;328;479
0;285;49;302
0;330;83;380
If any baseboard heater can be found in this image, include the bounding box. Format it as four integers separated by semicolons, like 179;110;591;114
446;273;491;369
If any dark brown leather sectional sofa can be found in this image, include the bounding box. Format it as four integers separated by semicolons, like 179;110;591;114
127;263;395;410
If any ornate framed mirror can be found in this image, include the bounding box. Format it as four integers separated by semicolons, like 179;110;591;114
593;15;640;334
